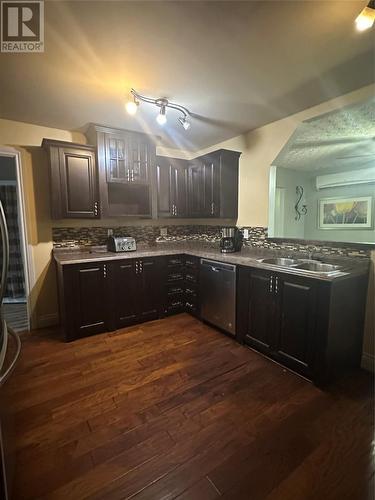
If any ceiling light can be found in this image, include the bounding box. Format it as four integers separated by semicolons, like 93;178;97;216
127;88;192;130
355;1;375;31
156;106;167;125
125;100;138;115
178;116;191;130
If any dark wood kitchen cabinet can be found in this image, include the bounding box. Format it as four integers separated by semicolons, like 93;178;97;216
43;139;99;219
156;156;188;217
241;269;275;354
188;149;241;218
56;261;111;341
86;124;156;217
187;161;204;217
109;257;163;328
238;267;319;378
237;266;368;384
56;256;164;340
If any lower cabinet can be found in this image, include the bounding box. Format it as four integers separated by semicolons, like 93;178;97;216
57;254;201;341
111;257;163;328
57;261;111;341
237;266;368;384
238;267;317;377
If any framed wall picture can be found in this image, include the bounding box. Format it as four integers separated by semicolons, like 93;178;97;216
319;196;373;229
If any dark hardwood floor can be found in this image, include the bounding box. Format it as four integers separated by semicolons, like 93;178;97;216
10;314;374;500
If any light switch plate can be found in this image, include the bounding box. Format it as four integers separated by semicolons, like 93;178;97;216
243;229;249;240
160;227;168;236
107;228;113;237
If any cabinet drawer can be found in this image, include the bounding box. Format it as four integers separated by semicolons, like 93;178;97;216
167;256;184;267
185;271;199;284
185;300;198;314
185;285;198;299
185;257;199;270
166;301;185;314
167;272;185;283
167;284;185;296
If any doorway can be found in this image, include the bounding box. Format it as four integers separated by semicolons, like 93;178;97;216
0;151;30;333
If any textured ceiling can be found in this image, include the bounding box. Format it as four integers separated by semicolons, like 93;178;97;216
273;98;375;172
0;0;374;150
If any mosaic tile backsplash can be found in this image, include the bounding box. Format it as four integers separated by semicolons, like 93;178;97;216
52;225;371;258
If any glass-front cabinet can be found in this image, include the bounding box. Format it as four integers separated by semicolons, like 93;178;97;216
105;130;151;184
87;124;156;217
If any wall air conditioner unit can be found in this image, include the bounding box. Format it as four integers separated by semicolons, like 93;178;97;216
316;167;375;190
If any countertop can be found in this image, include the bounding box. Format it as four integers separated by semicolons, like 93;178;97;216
53;243;370;282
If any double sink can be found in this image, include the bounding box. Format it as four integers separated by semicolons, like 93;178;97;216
257;257;344;276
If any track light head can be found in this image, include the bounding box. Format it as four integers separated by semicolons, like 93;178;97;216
355;1;375;31
125;100;138;115
178;116;191;130
156;106;167;125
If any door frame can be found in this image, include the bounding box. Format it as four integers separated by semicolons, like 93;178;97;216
0;146;34;331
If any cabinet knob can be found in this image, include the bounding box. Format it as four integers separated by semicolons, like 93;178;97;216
103;264;107;278
211;202;215;215
94;201;99;216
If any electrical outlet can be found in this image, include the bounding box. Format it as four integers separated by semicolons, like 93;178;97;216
160;227;168;237
243;229;249;240
107;228;113;237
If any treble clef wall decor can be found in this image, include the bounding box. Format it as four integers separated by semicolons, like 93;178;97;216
295;186;307;221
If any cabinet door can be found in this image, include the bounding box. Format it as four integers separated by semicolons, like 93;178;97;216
112;260;140;328
139;258;162;321
170;164;188;217
156;159;172;217
128;133;151;184
188;162;203;217
105;133;129;182
58;147;99;219
65;263;110;340
202;160;219;217
245;270;276;354
274;274;317;375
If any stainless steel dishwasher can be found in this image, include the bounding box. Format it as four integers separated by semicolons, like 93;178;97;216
200;259;236;336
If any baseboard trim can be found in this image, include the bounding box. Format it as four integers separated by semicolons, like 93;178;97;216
37;313;59;329
361;352;375;373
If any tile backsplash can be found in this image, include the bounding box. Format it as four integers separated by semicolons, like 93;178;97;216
52;224;372;258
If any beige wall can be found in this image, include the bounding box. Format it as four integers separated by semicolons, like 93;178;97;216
0;84;373;361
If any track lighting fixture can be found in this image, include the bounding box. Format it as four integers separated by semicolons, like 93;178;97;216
355;0;375;31
126;89;191;130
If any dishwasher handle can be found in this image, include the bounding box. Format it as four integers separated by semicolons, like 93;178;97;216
200;259;236;273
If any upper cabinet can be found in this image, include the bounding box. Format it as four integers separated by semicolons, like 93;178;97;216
158;149;240;219
44;127;240;220
156;156;188;218
197;149;241;219
87;124;156;217
43;139;99;220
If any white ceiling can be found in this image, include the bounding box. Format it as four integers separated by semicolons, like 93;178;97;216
0;0;374;151
273;98;375;172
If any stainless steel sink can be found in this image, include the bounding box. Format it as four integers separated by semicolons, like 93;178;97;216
294;262;342;273
258;257;299;266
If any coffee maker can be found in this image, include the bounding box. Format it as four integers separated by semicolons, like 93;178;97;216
220;227;243;253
